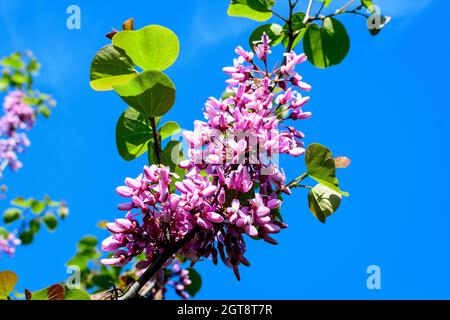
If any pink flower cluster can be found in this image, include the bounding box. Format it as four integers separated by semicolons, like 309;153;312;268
102;34;312;280
0;90;35;172
0;232;21;257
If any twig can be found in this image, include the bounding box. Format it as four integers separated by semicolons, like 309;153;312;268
149;117;162;164
118;227;200;300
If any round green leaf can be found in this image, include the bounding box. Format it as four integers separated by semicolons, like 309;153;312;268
19;230;33;245
113;70;176;117
303;17;350;68
29;218;41;234
112;25;180;72
3;208;21;224
228;0;274;22
116;107;152;161
308;184;342;223
11;197;32;208
90;44;137;92
0;271;18;299
158;121;181;141
249;23;283;50
30;199;46;214
77;235;98;250
305;143;348;196
43;212;58;231
185;268;202;297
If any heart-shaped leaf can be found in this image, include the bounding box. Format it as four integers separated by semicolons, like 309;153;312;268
90;44;137;91
249;23;284;50
3;208;21;224
305;143;348;196
303;17;350;68
113;70;176;117
112;25;180;71
308;184;342;223
185;268;202;297
116;107;153;160
0;271;18;299
158;121;181;141
228;0;275;22
42;212;58;231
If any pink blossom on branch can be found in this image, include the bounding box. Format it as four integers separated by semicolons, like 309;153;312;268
101;35;312;280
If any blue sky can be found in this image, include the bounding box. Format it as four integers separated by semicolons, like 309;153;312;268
0;0;449;299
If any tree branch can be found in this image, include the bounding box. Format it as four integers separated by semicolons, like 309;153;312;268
149;117;162;164
119;227;200;300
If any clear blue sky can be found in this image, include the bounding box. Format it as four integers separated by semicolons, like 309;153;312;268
1;0;449;299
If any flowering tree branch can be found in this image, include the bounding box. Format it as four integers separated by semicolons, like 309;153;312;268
118;227;200;300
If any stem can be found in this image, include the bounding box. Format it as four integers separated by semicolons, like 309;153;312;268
281;0;297;65
281;172;309;193
119;227;200;300
149;117;162;164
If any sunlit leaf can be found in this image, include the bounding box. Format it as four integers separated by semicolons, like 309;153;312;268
113;70;176;117
0;271;18;299
308;184;342;223
228;0;274;22
303;17;350;68
112;25;180;71
305;143;348;196
90;44;137;91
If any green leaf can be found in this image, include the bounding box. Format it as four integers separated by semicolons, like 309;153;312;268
0;227;8;238
303;17;350;68
29;218;41;234
19;230;33;245
249;23;284;50
0;271;18;299
38;105;51;118
158;121;181;141
30;199;46;214
116;107;152;161
63;287;91;300
318;0;332;7
308;184;342;223
1;53;24;69
11;197;31;208
91;274;115;290
3;208;21;224
161;140;183;172
112;25;180;72
42;212;58;231
282;12;307;49
90;44;137;91
361;0;376;14
113;70;176;117
77;235;98;250
185;268;202;297
228;0;274;21
305;143;348;196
